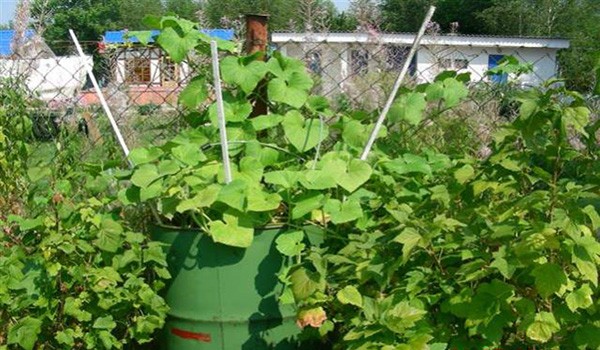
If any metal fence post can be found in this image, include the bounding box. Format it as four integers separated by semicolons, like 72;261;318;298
245;14;269;117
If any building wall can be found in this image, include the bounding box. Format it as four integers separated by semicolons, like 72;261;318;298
416;45;559;86
277;41;562;100
0;56;91;101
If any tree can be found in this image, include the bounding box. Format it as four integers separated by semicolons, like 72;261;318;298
118;0;164;29
32;0;121;53
296;0;336;32
381;0;494;34
349;0;381;31
165;0;202;21
478;0;600;91
329;11;357;32
380;0;433;32
199;0;299;30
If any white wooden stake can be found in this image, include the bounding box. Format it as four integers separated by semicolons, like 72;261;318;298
210;41;233;184
70;29;166;225
360;6;436;160
69;29;131;159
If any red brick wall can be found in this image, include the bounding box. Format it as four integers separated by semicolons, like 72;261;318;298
78;86;182;107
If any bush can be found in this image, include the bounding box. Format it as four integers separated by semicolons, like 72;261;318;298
0;168;169;349
287;81;600;349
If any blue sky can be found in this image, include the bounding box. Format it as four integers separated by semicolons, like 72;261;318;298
0;0;351;25
0;0;18;25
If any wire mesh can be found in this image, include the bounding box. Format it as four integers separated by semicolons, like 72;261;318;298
273;32;569;155
0;31;581;175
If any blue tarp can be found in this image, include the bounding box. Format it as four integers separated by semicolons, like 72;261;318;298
103;29;234;44
0;29;35;56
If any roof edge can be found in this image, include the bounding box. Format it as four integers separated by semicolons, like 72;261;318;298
271;32;570;49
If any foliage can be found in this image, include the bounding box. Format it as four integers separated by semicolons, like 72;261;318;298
118;0;164;30
0;169;169;348
284;78;600;348
32;0;121;54
199;0;302;30
126;16;600;348
0;75;169;349
378;0;600;92
0;78;32;216
165;0;202;21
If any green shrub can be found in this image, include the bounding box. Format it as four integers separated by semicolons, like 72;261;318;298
0;168;169;349
286;81;600;349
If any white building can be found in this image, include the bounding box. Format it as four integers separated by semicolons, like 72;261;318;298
0;29;91;102
272;32;570;96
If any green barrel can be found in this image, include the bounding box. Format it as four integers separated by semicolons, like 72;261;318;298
151;225;314;350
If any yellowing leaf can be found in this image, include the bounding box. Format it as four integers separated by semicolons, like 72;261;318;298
336;286;362;307
526;312;560;343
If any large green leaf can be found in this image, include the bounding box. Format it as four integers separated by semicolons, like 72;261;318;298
179;76;208;109
292;192;325;219
93;316;117;330
208;212;254;248
393;228;422;264
64;297;92;322
526;312;560;343
266;51;307;79
299;170;337;190
573;244;598;287
140;180;163;201
563;106;590;136
128;147;163;166
426;77;468;108
454;164;475;184
336;286;363;307
324;198;363;224
282;111;328;152
217;180;248;211
126;31;155;45
131;164;161;188
220;56;267;94
389;92;426;125
176;185;220;213
268;71;314;108
565;284;593;312
382;302;426;334
171;143;206;166
156;27;201;63
384;154;432;177
531;263;567;298
289;267;325;301
95;218;124;253
275;231;305;257
238;157;264;184
208;97;253;125
251;114;284;131
247;186;281;212
264;170;301;189
335;159;373;193
8;317;42;350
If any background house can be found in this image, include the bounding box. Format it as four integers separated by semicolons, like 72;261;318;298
89;29;234;106
0;29;91;102
272;32;570;98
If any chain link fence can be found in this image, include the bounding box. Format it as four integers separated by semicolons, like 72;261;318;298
273;31;574;156
0;30;589;172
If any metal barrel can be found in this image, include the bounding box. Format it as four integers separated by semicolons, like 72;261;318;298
151;225;308;349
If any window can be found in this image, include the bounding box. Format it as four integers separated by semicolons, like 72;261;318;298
306;51;322;76
488;54;508;84
125;57;151;84
439;58;469;71
350;49;369;75
385;45;409;71
161;55;179;85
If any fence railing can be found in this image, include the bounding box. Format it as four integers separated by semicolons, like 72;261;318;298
0;30;587;173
